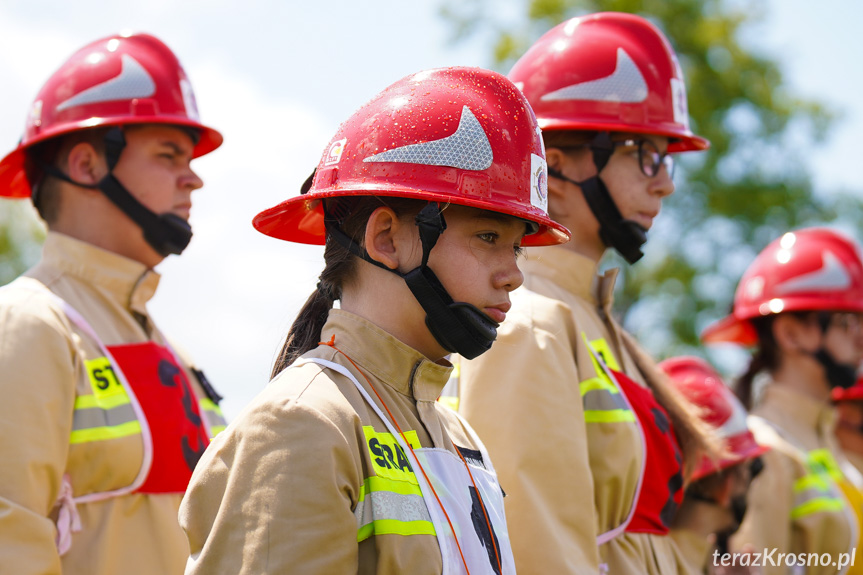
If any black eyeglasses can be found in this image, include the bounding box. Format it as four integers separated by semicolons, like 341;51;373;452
556;137;674;179
612;138;674;178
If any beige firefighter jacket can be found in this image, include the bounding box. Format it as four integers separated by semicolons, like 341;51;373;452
669;528;712;574
180;309;504;574
732;384;856;575
0;232;224;575
450;246;690;574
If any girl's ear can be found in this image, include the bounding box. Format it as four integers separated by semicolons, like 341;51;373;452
364;207;402;271
772;314;815;354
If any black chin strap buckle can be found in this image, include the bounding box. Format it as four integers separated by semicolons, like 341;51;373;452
576;175;646;264
144;213;193;257
403;266;498;359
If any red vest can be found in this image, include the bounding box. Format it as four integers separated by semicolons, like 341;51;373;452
108;342;210;493
612;369;683;535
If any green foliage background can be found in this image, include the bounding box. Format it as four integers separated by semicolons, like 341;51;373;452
441;0;862;363
0;200;43;287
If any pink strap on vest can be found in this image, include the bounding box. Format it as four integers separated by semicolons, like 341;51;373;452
55;474;82;556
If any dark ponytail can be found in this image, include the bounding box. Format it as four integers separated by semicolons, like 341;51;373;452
621;332;724;479
270;196;424;378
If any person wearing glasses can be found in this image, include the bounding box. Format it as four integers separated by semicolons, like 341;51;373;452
659;356;769;574
441;12;720;574
702;227;863;575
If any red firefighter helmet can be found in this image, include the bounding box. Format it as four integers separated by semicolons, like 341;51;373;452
508;12;708;153
0;32;223;198
253;66;569;247
702;227;863;346
658;356;769;480
833;377;863;402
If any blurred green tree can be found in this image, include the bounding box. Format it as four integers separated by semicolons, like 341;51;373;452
440;0;856;361
0;200;43;287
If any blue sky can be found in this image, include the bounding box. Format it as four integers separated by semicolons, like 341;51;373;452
1;0;860;417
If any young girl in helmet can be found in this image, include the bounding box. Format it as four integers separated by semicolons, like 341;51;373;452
703;227;863;575
444;12;719;574
179;66;569;574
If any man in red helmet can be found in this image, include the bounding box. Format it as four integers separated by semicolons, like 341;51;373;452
442;12;718;574
659;356;769;574
0;33;227;574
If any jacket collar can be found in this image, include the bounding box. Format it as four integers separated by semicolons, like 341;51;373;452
521;245;618;310
39;232;160;316
757;384;837;440
319;309;452;402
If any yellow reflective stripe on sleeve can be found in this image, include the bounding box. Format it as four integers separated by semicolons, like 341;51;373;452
355;475;434;542
74;392;130;410
579;376;619;395
808;448;844;482
70;420;142;444
199;398;218;411
790;496;846;519
579;334;635;424
357;518;436;541
199;398;227;437
71;389;141;445
584;409;636;423
794;474;831;493
356;430;435;541
360;474;424;498
790;449;849;520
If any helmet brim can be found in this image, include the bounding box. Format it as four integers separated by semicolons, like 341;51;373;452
832;384;863;402
690;432;770;481
701;314;759;346
0;118;222;199
253;186;571;248
538;118;709;153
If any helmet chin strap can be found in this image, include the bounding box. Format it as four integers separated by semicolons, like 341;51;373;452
40;127;193;258
547;132;647;264
808;312;857;389
808;312;859;390
812;348;858;390
326;202;499;359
